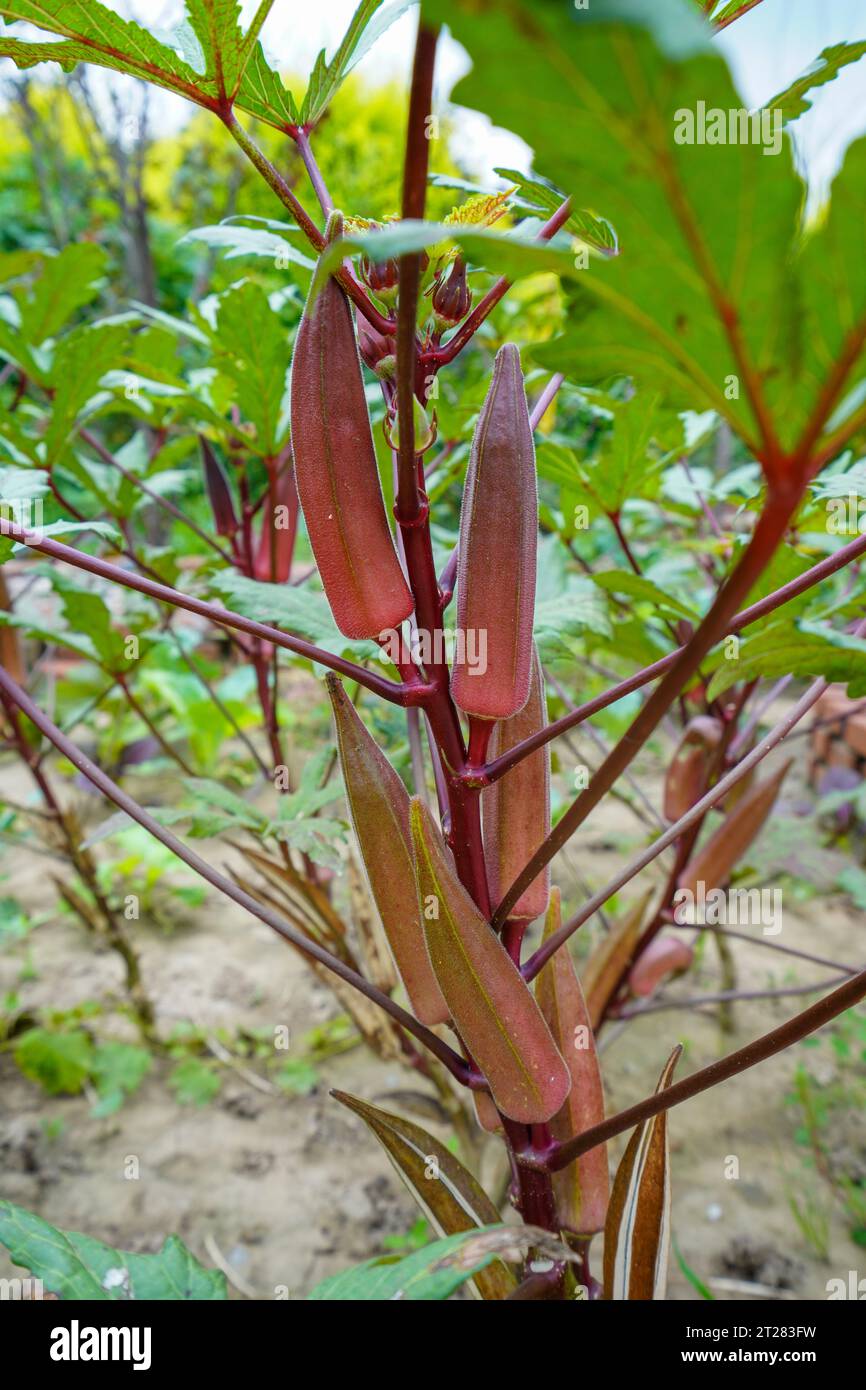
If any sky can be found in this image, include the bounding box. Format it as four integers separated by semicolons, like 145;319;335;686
10;0;866;199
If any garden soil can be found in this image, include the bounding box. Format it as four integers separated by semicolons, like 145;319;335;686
1;730;863;1302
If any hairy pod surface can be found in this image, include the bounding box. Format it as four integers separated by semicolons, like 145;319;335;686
451;343;538;720
535;890;609;1236
290;273;414;639
328;677;448;1026
482;645;550;922
677;758;792;900
410;798;571;1124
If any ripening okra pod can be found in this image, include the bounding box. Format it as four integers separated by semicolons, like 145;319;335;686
482;645;550;922
200;437;237;538
290;259;414;640
327;675;449;1027
254;459;299;584
662;716;723;823
677;759;791;900
451;343;538;720
535;890;609;1236
410;797;571;1125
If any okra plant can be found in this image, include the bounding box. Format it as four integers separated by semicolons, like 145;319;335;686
2;0;866;1299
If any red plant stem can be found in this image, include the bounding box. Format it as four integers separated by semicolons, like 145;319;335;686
502;1117;560;1235
168;627;270;779
0;523;425;706
713;0;767;32
426;200;573;370
667;920;856;976
479;524;866;786
79;429;233;563
492;488;802;925
293;127;333;215
0;666;470;1082
115;673;195;776
608;509;642;576
529;372;565;431
523;675;828;982
389;20;491;911
613;974;853;1019
544;968;866;1174
223;113;393;337
597;677;754;1020
394;23;438;518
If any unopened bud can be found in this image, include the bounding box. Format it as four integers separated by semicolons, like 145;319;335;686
431;256;471;328
357;318;396;380
386;397;437;454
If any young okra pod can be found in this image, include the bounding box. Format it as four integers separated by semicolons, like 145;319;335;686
451;344;538;720
290;265;414;640
535;890;609;1236
410;797;570;1124
327;676;448;1027
482;645;550;922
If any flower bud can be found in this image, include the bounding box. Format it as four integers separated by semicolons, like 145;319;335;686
361;253;400;298
386;398;436;454
357;319;396;379
431;257;471;328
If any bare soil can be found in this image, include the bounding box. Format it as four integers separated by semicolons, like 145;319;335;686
1;738;864;1302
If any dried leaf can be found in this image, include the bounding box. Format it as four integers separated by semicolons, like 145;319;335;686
332;1090;515;1300
603;1046;680;1301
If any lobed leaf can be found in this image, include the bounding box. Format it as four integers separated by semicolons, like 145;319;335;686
0;1200;226;1299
